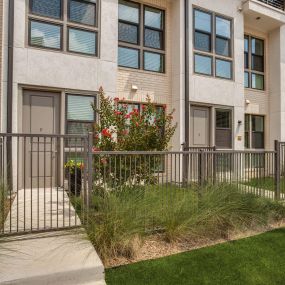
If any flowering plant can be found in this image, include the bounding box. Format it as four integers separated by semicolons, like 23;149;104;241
64;160;84;174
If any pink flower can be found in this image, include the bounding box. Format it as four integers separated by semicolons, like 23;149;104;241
114;97;120;102
114;111;122;116
101;158;108;165
92;147;100;152
125;114;130;119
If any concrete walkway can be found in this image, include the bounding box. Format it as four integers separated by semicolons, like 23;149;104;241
0;230;105;285
4;188;80;234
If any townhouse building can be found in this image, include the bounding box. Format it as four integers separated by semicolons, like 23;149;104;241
1;0;285;156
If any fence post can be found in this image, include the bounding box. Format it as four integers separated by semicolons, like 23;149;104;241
181;143;189;186
213;146;216;184
87;132;93;208
198;150;205;187
274;140;281;201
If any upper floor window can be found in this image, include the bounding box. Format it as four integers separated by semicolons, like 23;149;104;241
118;0;165;73
194;8;233;80
28;0;99;56
244;36;265;90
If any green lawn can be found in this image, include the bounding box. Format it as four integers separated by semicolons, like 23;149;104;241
106;228;285;285
243;177;285;193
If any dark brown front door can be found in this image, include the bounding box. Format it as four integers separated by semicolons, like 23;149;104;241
23;91;60;188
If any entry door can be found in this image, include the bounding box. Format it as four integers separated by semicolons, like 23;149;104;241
190;106;210;147
23;91;60;188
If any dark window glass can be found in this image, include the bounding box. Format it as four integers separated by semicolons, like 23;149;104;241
252;38;264;56
69;0;96;26
252;73;264;90
244;53;249;69
30;20;62;49
194;10;211;33
245;114;250;148
216;59;232;79
119;22;138;44
252;115;264;132
195;31;211;52
244;72;249;88
118;47;139;68
144;6;163;29
30;0;62;19
144;52;164;72
216;37;230;57
144;28;163;49
216;110;232;149
251;55;264;72
194;54;212;75
68;28;97;55
119;0;139;23
244;36;249;52
216;110;231;128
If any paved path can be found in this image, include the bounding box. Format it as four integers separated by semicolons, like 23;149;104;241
4;188;80;234
0;230;105;285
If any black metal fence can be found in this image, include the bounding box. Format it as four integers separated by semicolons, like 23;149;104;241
1;133;285;237
258;0;285;10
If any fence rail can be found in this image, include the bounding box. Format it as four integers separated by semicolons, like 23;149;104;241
257;0;285;10
1;133;285;237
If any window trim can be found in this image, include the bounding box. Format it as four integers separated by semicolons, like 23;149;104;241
215;109;233;149
118;0;166;73
28;19;63;51
27;0;100;57
193;7;234;81
244;35;265;91
65;94;97;136
245;114;265;149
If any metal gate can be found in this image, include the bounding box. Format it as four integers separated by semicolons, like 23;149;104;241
0;133;92;236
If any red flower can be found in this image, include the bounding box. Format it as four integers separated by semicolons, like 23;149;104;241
114;97;120;102
123;129;128;135
125;114;130;119
101;158;108;165
135;122;139;127
102;128;112;138
92;147;100;152
114;111;122;116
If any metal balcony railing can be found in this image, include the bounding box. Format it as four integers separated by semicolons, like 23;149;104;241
257;0;285;10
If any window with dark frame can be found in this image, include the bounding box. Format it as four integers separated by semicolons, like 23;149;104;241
28;0;99;56
244;35;265;90
66;94;96;138
215;109;232;149
194;8;233;80
245;114;265;149
118;0;165;73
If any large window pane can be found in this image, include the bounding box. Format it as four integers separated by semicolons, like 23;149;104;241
68;28;97;55
252;73;264;90
216;16;231;38
144;7;163;29
144;52;164;72
67;95;95;121
252;116;264;132
30;20;61;49
30;0;62;19
251;55;264;72
251;38;264;56
119;0;139;23
118;47;139;68
119;22;138;44
145;28;163;49
194;9;211;33
216;110;231;128
216;37;230;57
244;72;249;88
216;59;232;79
69;0;96;26
252;133;264;149
194;54;212;75
195;31;211;52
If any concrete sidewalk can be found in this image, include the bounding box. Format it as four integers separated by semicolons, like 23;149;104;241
0;229;105;285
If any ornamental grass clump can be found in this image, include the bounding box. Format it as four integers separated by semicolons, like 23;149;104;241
78;184;285;263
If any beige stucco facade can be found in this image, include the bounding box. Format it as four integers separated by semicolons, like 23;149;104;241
1;0;285;151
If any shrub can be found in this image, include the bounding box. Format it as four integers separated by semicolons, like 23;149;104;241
77;184;285;263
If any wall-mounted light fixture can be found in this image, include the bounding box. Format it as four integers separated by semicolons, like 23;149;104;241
131;85;138;91
238;120;242;125
245;99;251;105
